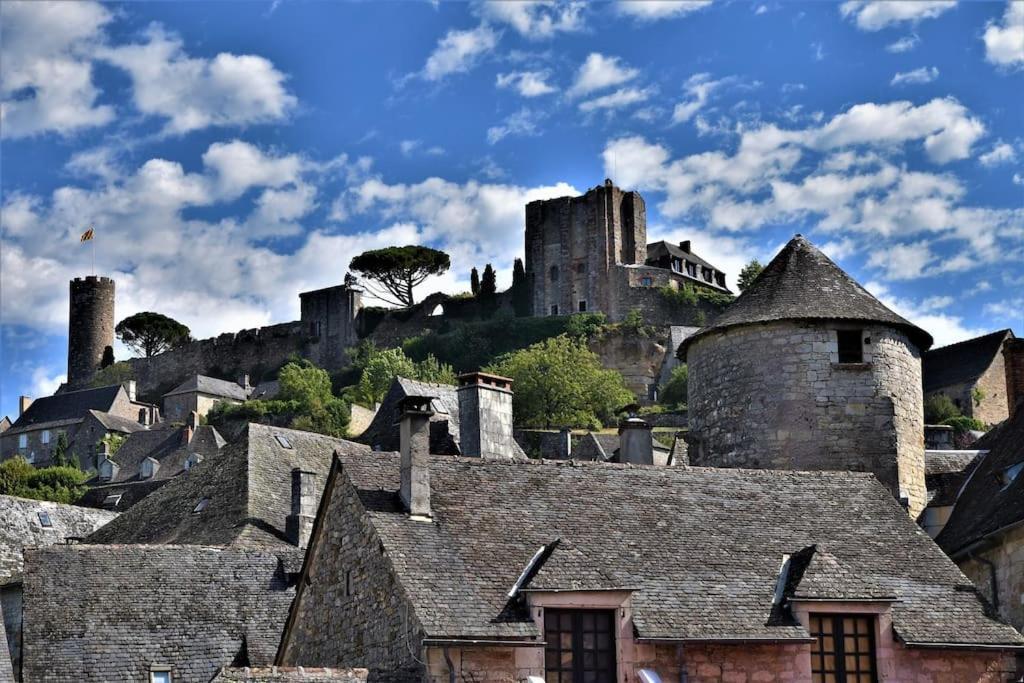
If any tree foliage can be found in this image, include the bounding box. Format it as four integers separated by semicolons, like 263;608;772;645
659;364;689;408
511;257;530;317
479;263;498;313
485;335;633;429
349;245;450;307
737;259;764;292
924;394;960;424
90;361;134;388
353;346;455;406
51;432;72;468
99;432;127;456
0;456;89;504
470;267;480;295
115;311;192;357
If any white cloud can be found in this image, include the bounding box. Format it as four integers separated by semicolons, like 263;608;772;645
984;297;1024;321
99;25;296;134
0;0;115;138
811;42;826;61
30;366;67;398
616;1;713;21
487;108;546;143
496;71;557;97
672;73;727;123
567;53;638;98
840;1;956;31
1014;173;1024;186
867;281;984;348
202;140;302;199
476;1;584;38
578;87;653;112
422;25;500;81
885;34;920;52
755;5;769;16
890;66;938;86
979;141;1018;167
867;241;936;279
983;1;1024;68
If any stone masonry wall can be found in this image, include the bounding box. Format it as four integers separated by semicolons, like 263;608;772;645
589;328;667;403
958;523;1024;633
279;473;425;682
457;385;514;460
67;276;115;390
687;321;927;517
974;350;1010;425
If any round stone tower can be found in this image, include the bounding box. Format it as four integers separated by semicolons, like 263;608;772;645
682;235;933;518
67;276;115;390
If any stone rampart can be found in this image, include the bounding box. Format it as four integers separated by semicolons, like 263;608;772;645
687;321;927;517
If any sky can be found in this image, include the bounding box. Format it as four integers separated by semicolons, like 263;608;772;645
1;0;1022;419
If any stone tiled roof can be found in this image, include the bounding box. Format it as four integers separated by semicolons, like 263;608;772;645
324;453;1021;646
22;544;298;682
0;494;117;583
212;667;368;682
784;545;896;602
76;479;170;512
87;423;226;486
680;235;933;354
84;424;364;548
923;329;1013;393
937;409;1024;556
6;384;123;433
646;241;727;277
924;450;985;508
164;374;251;400
85;409;149;434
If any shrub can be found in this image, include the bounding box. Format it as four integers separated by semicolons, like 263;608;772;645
924;394;960;424
659;364;689;408
90;361;134;388
0;456;89;503
941;416;986;434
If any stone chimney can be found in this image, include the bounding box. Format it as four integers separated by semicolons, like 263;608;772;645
619;416;653;465
124;380;137;401
286;468;317;548
399;395;434;520
238;374;251;393
679;240;691;253
1004;337;1024;418
457;372;515;460
19;396;33;416
182;410;199;445
558;427;572;460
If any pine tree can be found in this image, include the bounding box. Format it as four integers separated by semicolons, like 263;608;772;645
470;267;480;296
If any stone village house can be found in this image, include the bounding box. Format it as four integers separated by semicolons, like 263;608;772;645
923;329;1017;427
276;387;1024;683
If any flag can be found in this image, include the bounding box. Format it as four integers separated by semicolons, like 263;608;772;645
80;228;94;242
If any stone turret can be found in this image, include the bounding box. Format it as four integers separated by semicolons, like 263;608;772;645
67;276;115;390
682;235;933;518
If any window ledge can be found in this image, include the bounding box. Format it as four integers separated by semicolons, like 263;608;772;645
832;362;872;371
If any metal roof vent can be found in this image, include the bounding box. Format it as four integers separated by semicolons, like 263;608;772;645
37;511;53;528
274;433;293;449
193;497;210;514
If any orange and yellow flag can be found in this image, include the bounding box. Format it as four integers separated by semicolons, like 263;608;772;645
80;228;94;242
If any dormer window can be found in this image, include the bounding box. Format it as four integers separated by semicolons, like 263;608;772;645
810;614;877;683
140;457;159;480
150;669;173;683
701;267;713;282
837;329;863;364
37;511;53;528
184;453;204;471
193;498;210;514
685;262;697;277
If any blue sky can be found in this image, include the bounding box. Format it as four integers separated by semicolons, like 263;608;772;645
1;0;1022;419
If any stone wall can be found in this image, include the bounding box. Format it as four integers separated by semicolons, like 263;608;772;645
958;524;1024;633
1005;338;1024;416
589;328;667;403
279;473;425;682
687;321;927;517
925;347;1010;427
2;584;21;679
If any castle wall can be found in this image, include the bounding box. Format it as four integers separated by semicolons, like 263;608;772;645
609;265;723;326
67;277;115;390
687;322;927;517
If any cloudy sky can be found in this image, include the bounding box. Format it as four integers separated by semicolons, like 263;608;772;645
1;0;1022;418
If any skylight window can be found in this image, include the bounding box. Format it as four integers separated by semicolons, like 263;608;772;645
274;434;292;449
193;497;210;514
998;462;1024;489
37;511;53;528
102;494;122;509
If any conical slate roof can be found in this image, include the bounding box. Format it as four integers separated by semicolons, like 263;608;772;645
681;235;932;353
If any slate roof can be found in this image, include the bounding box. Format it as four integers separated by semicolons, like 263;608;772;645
321;453;1021;646
937;408;1024;557
6;384;123;433
84;423;363;548
164;374;251;400
646;241;728;281
86;422;226;486
924;450;985;508
923;329;1014;393
0;494;117;583
358;377;527;459
76;479;170;512
22;544;297;683
783;545;896;602
680;235;933;354
86;409;148;434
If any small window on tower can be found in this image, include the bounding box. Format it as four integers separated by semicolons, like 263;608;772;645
576;263;586;274
550;305;559;316
837;329;863;364
578;300;587;312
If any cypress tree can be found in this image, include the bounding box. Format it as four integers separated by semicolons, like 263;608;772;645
511;258;530;317
470;267;480;296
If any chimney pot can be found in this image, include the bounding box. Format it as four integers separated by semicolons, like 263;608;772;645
286;468;317;548
399;395;434;519
1004;337;1024;419
457;372;515;460
19;396;33;416
618;417;654;465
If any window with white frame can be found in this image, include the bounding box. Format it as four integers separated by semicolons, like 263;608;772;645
18;434;27;449
150;669;172;683
41;430;51;444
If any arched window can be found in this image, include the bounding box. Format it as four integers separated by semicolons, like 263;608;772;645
550;265;559;282
429;304;444;317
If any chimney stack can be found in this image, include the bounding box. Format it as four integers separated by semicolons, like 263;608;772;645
1004;338;1024;418
399;395;434;520
619;416;654;465
239;374;251;393
679;240;691;253
286;468;318;548
558;427;572;460
124;380;137;401
457;372;515;460
19;396;33;416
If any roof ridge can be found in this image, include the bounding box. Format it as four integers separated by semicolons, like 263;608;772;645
927;328;1012;353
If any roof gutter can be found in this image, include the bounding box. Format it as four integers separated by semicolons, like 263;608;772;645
897;640;1024;652
422;638;544;648
634;637;814;645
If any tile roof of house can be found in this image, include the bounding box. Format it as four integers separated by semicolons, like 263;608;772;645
85;409;149;434
76;479;171;512
6;384;123;433
84;423;363;548
0;416;12;433
358;377;527;459
923;450;985;508
164;374;251;400
922;329;1013;393
936;409;1024;557
0;494;117;584
22;544;297;682
318;453;1021;646
86;423;226;486
680;235;933;355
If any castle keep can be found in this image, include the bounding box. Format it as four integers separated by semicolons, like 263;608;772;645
67;276;115;391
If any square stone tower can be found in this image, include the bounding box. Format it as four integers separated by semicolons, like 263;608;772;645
525;179;646;319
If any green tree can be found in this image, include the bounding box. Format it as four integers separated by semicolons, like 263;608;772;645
51;432;71;467
479;263;498;313
486;335;634;429
101;345;115;368
470;267;480;296
511;257;530;317
278;360;351;437
659;364;689;408
0;456;89;504
737;259;764;292
115;312;192;357
349;245;451;307
99;432;127;456
924;394;961;424
354;347;455;406
90;361;135;388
